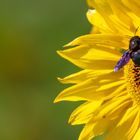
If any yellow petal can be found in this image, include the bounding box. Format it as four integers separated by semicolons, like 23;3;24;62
87;0;134;35
87;9;112;33
57;49;117;70
117;106;138;126
133;128;140;140
78;118;110;140
96;80;125;91
66;34;129;50
126;112;140;140
59;69;122;84
54;78;125;102
108;0;135;32
94;95;131;121
107;97;132;120
83;48;120;61
122;0;140;18
87;0;95;8
105;106;139;140
69;101;102;125
90;26;100;34
58;34;130;69
78;96;132;140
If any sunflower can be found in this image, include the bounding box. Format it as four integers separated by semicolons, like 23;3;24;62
54;0;140;140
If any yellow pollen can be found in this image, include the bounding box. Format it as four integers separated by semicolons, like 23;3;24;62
124;60;140;104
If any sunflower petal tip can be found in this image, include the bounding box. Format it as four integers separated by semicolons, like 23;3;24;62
57;77;62;81
63;42;73;47
68;116;75;125
87;9;96;14
53;92;66;103
53;93;64;103
68;118;72;124
53;96;61;103
56;50;62;54
53;98;59;103
56;50;65;58
57;77;68;84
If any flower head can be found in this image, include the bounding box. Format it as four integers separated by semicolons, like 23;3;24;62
55;0;140;139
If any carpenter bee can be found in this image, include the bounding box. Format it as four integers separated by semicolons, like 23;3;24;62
114;28;140;72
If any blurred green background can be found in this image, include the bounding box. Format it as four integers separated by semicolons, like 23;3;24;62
0;0;103;140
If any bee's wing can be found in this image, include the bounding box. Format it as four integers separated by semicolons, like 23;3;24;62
114;51;130;72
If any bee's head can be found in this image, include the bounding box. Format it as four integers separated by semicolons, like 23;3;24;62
129;36;140;51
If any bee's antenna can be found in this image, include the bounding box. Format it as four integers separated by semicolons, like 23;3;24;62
134;26;139;35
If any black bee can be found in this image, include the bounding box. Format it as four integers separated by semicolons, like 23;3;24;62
114;28;140;72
